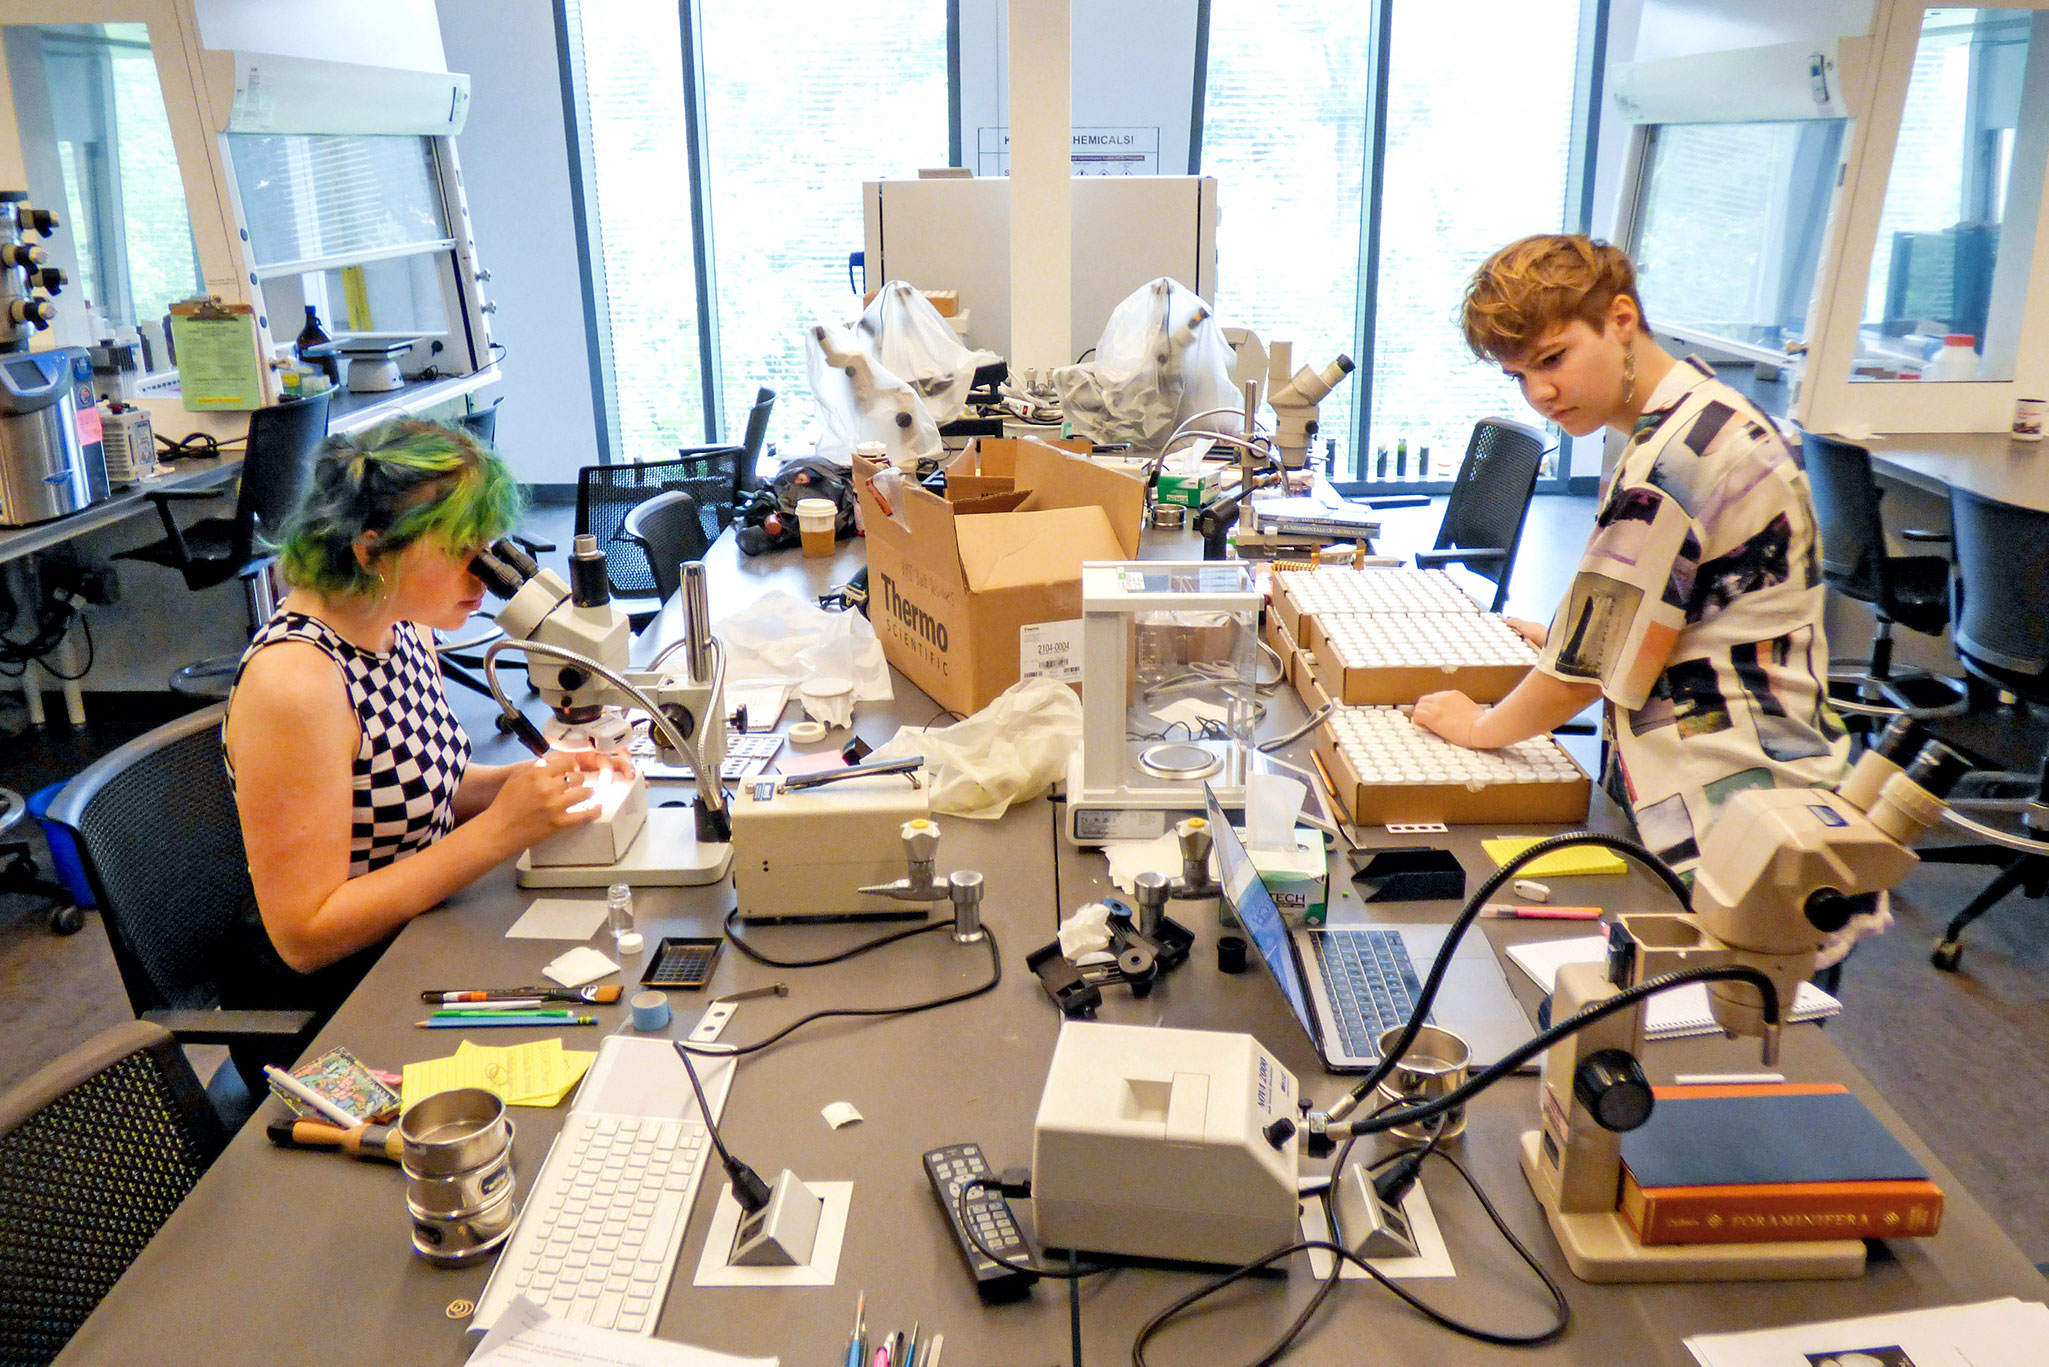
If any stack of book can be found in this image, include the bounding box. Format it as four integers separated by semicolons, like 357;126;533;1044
1618;1082;1943;1246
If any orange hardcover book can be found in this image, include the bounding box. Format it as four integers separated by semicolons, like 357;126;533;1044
1620;1173;1944;1245
1618;1082;1943;1246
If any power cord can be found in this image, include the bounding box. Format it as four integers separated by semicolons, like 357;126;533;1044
670;1040;772;1213
675;920;1003;1059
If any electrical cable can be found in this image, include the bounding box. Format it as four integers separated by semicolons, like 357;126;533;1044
721;907;942;967
1321;830;1692;1124
952;1176;1113;1279
674;923;1003;1059
670;1040;771;1212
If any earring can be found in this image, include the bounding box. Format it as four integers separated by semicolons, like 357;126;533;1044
1621;345;1637;409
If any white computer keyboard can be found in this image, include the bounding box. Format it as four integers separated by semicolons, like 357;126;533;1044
473;1036;729;1336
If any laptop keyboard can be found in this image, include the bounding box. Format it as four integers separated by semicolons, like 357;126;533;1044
1310;929;1429;1058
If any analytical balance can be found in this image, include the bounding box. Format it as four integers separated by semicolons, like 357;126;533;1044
1065;560;1266;844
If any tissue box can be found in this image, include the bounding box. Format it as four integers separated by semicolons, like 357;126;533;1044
1155;468;1219;510
1226;827;1329;927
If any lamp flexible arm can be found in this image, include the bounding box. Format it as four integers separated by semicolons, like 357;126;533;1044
1336;964;1783;1139
480;636;730;827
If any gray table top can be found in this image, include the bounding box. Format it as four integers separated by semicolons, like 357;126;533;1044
56;536;2048;1366
1865;431;2049;513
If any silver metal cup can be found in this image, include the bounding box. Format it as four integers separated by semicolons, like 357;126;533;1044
1373;1025;1471;1144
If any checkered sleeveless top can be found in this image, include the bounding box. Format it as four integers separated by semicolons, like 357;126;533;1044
226;612;471;876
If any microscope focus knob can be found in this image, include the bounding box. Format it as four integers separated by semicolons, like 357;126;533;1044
1803;888;1860;934
1573;1049;1654;1132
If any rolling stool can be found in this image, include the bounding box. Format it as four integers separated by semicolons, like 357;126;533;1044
0;786;81;934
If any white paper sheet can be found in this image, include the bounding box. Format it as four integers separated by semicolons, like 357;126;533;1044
468;1294;778;1366
1099;831;1189;893
507;898;610;941
1682;1296;2049;1367
691;1181;852;1287
1503;935;1842;1038
541;946;620;988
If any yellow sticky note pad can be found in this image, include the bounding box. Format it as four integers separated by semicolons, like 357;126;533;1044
1482;836;1626;878
400;1039;596;1113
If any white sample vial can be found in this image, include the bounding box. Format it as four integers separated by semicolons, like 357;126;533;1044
607;882;637;944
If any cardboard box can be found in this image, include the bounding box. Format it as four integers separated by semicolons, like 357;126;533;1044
856;437;1145;715
1313;727;1591;826
1308;648;1529;707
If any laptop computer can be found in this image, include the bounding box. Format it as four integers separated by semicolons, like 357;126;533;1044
1206;786;1533;1073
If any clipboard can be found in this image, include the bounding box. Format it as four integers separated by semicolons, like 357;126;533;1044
168;298;265;412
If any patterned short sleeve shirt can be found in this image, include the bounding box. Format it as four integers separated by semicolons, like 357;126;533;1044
1533;356;1849;872
226;612;472;877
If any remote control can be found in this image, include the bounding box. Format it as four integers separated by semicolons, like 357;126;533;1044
923;1142;1038;1302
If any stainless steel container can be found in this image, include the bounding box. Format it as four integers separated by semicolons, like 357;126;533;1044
0;348;104;527
399;1088;518;1264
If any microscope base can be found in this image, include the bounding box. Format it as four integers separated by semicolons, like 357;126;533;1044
516;806;733;888
1516;1132;1865;1283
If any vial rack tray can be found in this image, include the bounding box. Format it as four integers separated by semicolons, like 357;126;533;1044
1313;704;1590;826
1308;612;1540;706
1270;566;1478;653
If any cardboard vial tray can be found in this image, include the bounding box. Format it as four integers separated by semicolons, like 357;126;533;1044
1313;704;1590;826
1270;566;1479;650
1307;612;1539;706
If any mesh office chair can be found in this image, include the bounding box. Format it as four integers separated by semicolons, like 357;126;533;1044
1798;430;1964;716
42;705;315;1123
620;490;711;607
0;1020;228;1366
1413;417;1548;612
113;390;331;696
1915;486;2049;971
575;386;775;599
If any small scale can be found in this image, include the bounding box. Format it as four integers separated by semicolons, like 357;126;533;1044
339;338;418;392
636;732;783;781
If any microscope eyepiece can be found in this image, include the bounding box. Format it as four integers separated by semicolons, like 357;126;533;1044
1904;739;1971;799
469;547;525;600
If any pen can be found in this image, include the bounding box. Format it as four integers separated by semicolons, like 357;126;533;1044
871;1349;889;1367
1480;904;1604;920
905;1322;920;1367
845;1290;864;1367
262;1064;366;1127
414;1015;598;1028
429;1007;580;1019
420;985;623;1004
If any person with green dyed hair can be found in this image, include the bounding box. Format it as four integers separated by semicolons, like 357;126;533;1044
218;419;622;1081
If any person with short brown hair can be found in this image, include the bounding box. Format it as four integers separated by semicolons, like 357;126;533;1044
1414;234;1849;882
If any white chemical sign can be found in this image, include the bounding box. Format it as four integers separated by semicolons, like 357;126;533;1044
1019;619;1084;682
976;126;1160;177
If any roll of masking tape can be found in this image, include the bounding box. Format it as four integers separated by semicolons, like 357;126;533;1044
788;720;829;744
630;990;671;1031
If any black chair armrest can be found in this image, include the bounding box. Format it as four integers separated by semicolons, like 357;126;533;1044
1415;547;1508;569
140;488;225;563
1901;527;1951;542
1553;721;1598;735
511;533;556;556
143;1008;317;1046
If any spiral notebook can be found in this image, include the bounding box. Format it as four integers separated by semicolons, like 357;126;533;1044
1504;934;1842;1040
